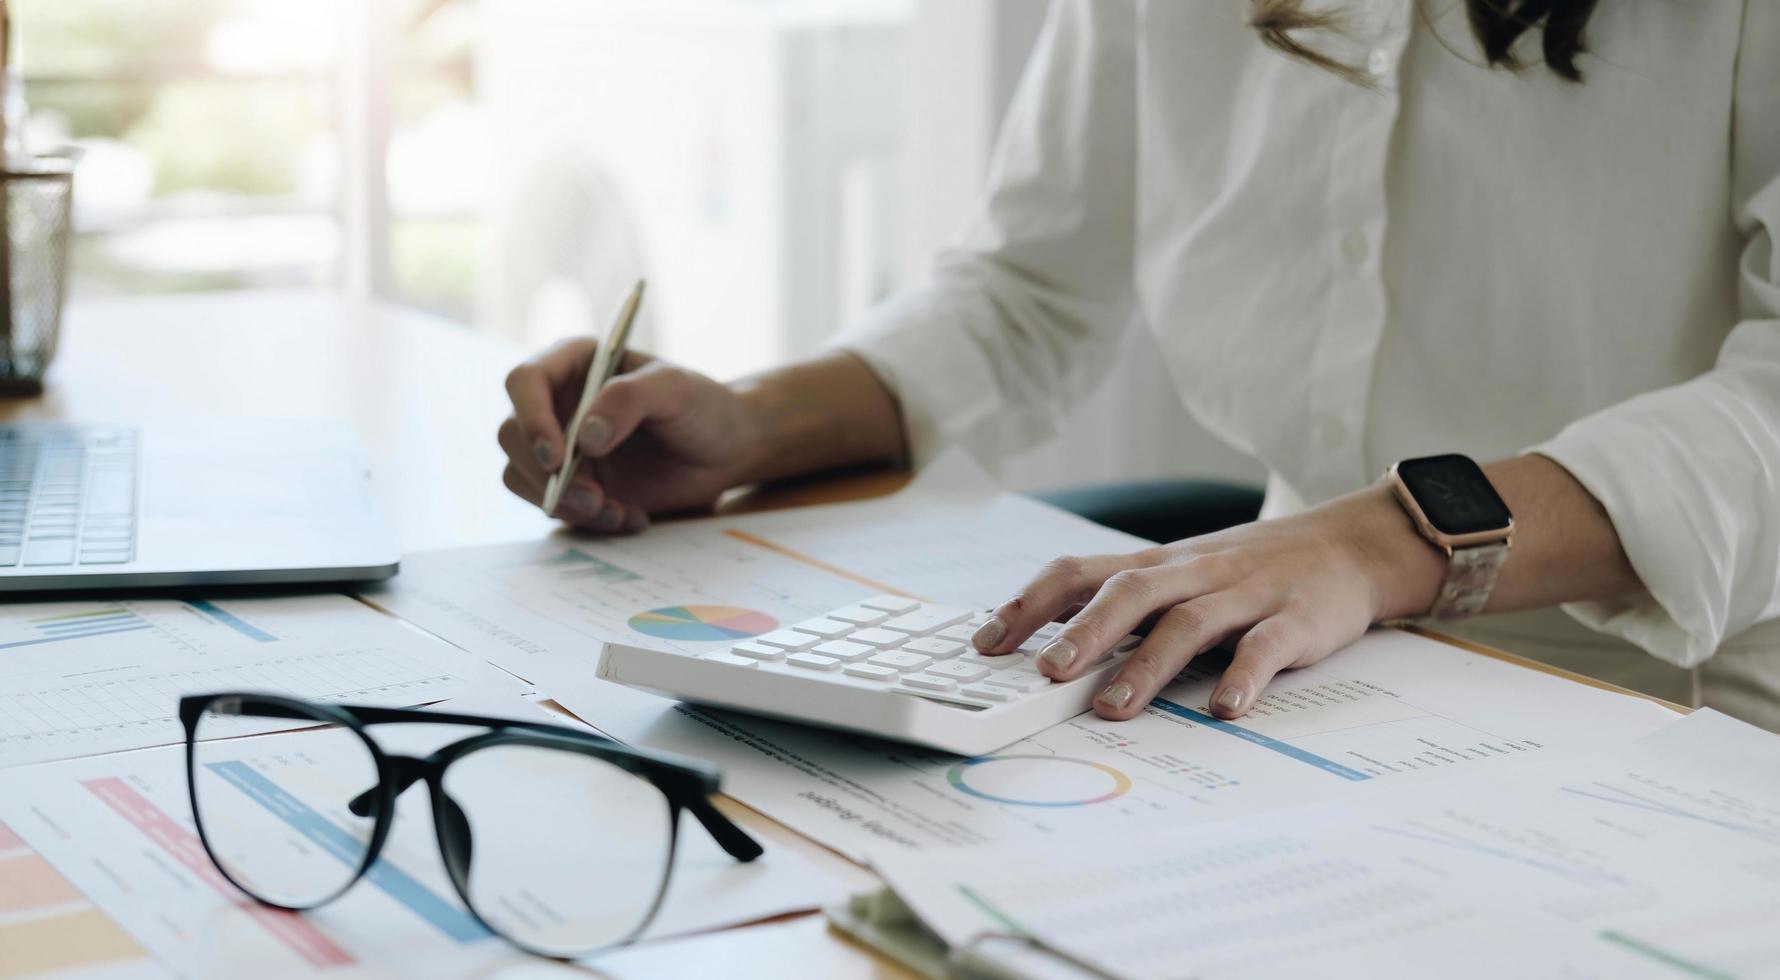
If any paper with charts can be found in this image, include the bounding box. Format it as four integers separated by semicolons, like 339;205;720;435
551;628;1677;861
0;593;477;768
0;697;842;980
876;709;1780;980
361;454;1677;861
357;452;1166;686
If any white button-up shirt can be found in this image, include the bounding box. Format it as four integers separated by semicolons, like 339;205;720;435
841;2;1780;717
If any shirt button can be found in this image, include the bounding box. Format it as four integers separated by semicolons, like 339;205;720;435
1318;415;1347;450
1340;231;1369;265
1367;48;1391;77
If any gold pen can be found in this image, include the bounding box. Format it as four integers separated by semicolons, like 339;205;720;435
543;279;646;516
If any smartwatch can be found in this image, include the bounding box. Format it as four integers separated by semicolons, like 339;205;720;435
1386;454;1514;620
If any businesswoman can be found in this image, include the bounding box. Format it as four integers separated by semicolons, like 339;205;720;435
497;3;1780;729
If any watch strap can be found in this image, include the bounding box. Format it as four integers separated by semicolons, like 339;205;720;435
1429;540;1510;620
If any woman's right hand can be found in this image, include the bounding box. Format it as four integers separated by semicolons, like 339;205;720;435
498;339;766;533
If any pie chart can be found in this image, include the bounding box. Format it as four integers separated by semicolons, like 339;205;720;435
628;605;778;642
947;755;1132;807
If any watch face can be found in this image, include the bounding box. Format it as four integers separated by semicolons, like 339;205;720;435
1395;454;1512;536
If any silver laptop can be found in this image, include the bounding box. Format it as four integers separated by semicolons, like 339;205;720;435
0;418;399;592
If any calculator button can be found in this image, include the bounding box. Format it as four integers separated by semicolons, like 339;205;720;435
1011;622;1068;654
847;627;906;648
903;637;965;659
985;670;1050;693
958;653;1018;670
812;640;875;662
827;605;890;626
860;594;921;614
702;652;758;668
868;650;932;672
926;661;990;683
935;624;977;644
961;684;1014;702
843;662;899;681
729;642;784;661
788;653;841;671
879;605;972;636
901;674;957;693
792;618;854;640
755;630;819;651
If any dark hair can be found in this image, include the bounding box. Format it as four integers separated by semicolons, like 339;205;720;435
1250;0;1602;84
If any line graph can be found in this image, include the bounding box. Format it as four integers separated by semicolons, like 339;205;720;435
1560;781;1780;845
1370;818;1626;885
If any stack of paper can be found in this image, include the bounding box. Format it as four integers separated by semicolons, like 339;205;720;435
0;592;848;980
866;709;1780;979
0;593;480;767
0;688;845;980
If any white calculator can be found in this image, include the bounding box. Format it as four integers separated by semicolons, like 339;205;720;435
595;596;1140;756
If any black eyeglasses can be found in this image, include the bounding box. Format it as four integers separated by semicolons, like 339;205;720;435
178;692;762;959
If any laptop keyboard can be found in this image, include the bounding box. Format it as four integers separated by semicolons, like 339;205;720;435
0;426;138;567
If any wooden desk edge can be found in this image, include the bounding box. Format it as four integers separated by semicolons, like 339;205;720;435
1398;624;1690;714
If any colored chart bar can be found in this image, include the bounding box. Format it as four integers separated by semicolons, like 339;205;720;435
185;600;279;642
1148;698;1373;782
82;776;354;968
2;606;153;650
206;762;487;943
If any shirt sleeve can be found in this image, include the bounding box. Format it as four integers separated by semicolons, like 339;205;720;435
1530;5;1780;668
833;0;1138;466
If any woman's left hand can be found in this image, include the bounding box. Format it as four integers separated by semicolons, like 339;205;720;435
969;483;1447;720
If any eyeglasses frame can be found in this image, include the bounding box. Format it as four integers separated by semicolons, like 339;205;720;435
178;691;763;959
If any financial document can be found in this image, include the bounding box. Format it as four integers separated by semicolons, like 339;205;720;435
365;453;1676;861
0;691;845;980
0;594;478;768
877;709;1780;980
549;628;1676;860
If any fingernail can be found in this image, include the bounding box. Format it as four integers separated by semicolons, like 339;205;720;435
566;489;599;515
533;439;553;466
1037;640;1077;673
1215;688;1244;713
578;417;611;455
971;617;1007;651
1097;682;1134;710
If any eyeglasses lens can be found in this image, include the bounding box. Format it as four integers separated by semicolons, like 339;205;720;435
191;700;382;909
442;743;675;956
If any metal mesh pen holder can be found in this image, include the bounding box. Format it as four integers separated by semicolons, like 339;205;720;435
0;163;72;394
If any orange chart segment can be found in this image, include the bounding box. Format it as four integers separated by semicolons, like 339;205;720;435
627;605;778;643
0;821;149;979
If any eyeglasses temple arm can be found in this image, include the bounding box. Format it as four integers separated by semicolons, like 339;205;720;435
683;795;764;862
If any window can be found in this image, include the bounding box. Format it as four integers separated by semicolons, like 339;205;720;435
20;0;910;365
20;0;481;318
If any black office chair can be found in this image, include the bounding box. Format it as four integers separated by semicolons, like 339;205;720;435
1034;479;1265;545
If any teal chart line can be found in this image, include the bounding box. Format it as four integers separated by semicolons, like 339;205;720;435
1370;821;1625;885
1560;783;1780;845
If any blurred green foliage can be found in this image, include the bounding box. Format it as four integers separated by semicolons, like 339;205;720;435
131;84;325;196
19;1;230;137
22;0;478;314
19;0;230;76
